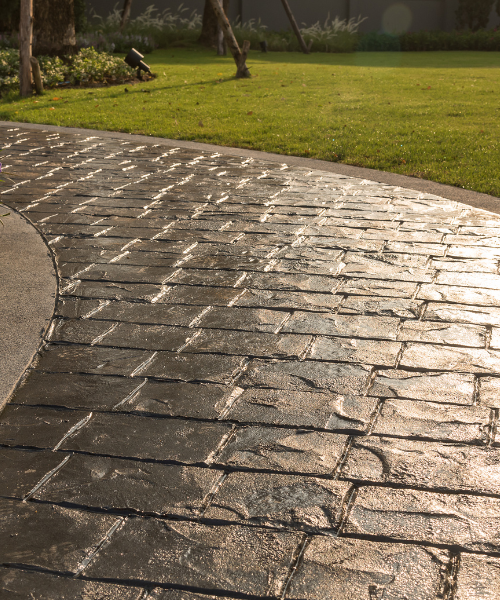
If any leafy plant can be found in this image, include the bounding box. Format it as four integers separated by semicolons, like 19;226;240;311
0;47;136;93
456;0;495;31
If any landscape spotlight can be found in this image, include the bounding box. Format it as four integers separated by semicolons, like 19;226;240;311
124;48;151;78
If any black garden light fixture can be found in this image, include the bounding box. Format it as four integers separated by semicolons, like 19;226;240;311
124;48;151;78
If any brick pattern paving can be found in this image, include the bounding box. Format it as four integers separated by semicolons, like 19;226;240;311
1;124;500;599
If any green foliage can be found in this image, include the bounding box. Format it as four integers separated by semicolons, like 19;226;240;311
356;29;500;51
0;48;20;88
68;47;134;84
358;33;401;51
456;0;494;31
0;0;20;33
400;29;500;51
89;3;202;48
74;0;88;33
77;32;155;55
0;47;135;92
229;16;362;53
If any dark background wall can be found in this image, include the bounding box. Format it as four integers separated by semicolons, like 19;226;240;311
85;0;500;32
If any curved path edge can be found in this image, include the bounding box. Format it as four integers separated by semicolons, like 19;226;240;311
2;120;499;214
0;208;57;409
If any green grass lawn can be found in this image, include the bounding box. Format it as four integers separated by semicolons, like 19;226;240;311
1;48;499;196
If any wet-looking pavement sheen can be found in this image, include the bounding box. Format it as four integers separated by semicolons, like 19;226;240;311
1;124;500;600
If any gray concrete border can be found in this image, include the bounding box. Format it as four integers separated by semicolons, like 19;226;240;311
0;208;57;409
2;121;499;214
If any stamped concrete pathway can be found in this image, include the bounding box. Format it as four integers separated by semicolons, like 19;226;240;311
1;123;500;599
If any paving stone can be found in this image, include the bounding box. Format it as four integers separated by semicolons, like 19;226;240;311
478;377;500;409
363;229;444;243
418;284;500;306
216;426;348;475
205;472;351;531
280;247;344;261
150;590;233;600
0;448;68;499
309;336;401;366
282;312;400;340
54;297;104;319
226;388;377;432
397;320;487;347
0;498;118;573
270;258;345;276
35;454;220;517
431;258;498;272
123;381;234;419
338;278;418;298
140;352;248;384
448;244;500;259
0;405;91;449
339;296;423;318
400;343;500;374
11;371;141;410
84;519;302;596
94;300;205;325
340;254;434;283
424;302;500;326
49;318;122;345
185;329;310;359
369;369;475;404
444;234;500;247
437;271;500;290
455;554;500;600
61;280;168;303
196;307;290;333
245;272;337;293
159;284;242;306
344;486;500;552
33;344;152;376
0;568;145;600
286;536;449;600
373;399;490;443
79;264;175;284
95;323;191;352
488;327;500;350
234;288;342;311
341;436;500;494
303;236;384;252
239;359;372;395
384;241;447;256
62;413;232;463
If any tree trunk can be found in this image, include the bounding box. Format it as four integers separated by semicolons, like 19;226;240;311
120;0;133;31
199;0;230;47
19;0;33;97
280;0;310;54
208;0;250;78
33;0;76;56
30;56;44;94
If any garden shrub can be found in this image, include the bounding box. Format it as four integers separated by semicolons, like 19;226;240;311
357;32;401;51
0;47;135;93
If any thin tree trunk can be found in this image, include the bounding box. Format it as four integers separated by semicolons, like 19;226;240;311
200;0;230;48
19;0;33;97
208;0;250;78
30;56;44;94
217;24;227;55
120;0;133;31
280;0;310;54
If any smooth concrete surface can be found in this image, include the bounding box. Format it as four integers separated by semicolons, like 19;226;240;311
2;121;499;214
0;209;56;408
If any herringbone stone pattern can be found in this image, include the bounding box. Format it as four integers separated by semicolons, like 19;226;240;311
1;124;500;599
